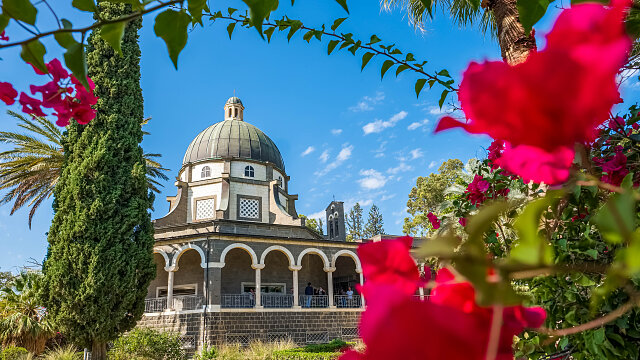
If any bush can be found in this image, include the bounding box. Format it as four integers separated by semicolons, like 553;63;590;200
107;328;186;360
271;349;340;360
302;340;348;353
193;345;215;360
40;346;81;360
1;346;29;360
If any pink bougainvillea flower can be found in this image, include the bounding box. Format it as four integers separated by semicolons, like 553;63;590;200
487;139;505;170
0;82;18;105
608;116;626;131
343;238;547;360
426;212;440;230
0;31;8;42
357;236;419;296
435;0;632;185
594;147;629;186
19;93;46;117
465;174;490;206
46;59;69;82
30;81;65;108
459;217;467;227
70;104;97;125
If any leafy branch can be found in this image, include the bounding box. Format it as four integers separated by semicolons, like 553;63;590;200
207;9;459;101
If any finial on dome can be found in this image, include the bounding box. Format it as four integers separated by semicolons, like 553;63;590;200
224;96;244;121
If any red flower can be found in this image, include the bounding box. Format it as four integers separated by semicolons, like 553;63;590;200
357;236;419;295
18;93;46;117
0;82;18;105
487;140;505;170
343;238;546;360
0;31;8;42
595;147;629;186
70;103;97;125
466;174;490;206
426;212;440;230
46;59;69;82
435;0;632;185
608;116;626;131
459;217;467;227
30;81;65;108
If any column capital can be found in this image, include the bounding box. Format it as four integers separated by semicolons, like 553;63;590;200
252;264;265;270
289;265;302;271
165;266;178;272
323;267;336;273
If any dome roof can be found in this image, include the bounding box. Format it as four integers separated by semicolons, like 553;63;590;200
226;96;243;105
182;119;285;171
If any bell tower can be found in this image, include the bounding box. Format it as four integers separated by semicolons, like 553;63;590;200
325;201;346;242
224;96;244;121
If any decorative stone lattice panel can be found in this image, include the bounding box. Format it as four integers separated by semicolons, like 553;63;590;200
196;198;215;220
341;327;359;339
180;335;196;349
267;333;291;342
306;332;329;344
226;333;253;346
239;198;260;219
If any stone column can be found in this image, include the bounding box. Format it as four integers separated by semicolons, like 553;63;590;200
324;267;336;308
290;265;302;308
203;262;224;311
358;271;365;308
252;264;265;309
166;267;176;310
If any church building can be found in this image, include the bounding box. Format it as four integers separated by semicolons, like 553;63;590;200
138;97;365;350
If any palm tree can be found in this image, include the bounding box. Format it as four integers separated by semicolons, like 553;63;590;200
0;111;169;228
0;271;54;355
382;0;536;65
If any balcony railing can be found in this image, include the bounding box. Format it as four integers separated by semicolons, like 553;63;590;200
412;295;431;301
221;294;254;308
262;294;293;308
172;295;204;311
299;295;328;308
334;295;361;308
144;297;167;313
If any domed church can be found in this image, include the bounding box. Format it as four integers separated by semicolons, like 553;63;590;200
138;97;365;350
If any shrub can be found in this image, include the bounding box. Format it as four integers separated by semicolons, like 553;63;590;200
107;328;186;360
193;345;215;360
302;340;348;353
40;346;81;360
271;349;340;360
0;346;29;360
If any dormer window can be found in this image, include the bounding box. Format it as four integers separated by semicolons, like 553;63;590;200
278;176;283;188
244;165;255;178
201;166;211;178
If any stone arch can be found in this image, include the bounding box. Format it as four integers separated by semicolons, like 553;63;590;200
220;243;258;266
153;249;171;270
331;250;362;273
297;248;330;268
171;243;207;269
259;245;295;267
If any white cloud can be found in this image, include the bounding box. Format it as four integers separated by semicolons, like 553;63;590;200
306;210;326;220
428;161;437;169
428;105;456;116
363;110;408;135
358;169;388;190
387;162;413;174
349;91;385;112
360;199;373;207
410;148;423;160
319;150;330;163
380;194;396;201
407;118;429;130
315;145;354;176
301;146;315;157
331;129;343;135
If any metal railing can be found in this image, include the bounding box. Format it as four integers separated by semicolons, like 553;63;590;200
412;295;432;301
334;295;362;308
299;295;328;308
144;297;167;313
221;294;254;308
262;294;293;308
172;295;204;311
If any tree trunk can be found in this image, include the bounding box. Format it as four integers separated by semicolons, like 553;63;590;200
91;341;107;360
488;0;537;65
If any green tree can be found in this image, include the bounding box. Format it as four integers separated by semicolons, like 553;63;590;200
404;159;463;236
346;203;364;241
41;4;155;359
0;111;168;228
299;214;324;236
0;271;53;355
364;204;385;238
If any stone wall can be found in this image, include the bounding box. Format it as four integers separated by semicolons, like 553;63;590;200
137;310;362;351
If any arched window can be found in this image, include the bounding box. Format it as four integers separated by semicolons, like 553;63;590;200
334;219;339;236
244;165;255;177
234;108;238;117
201;166;211;178
228;108;232;117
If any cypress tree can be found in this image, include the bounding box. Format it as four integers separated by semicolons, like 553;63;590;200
41;3;154;359
364;204;385;238
346;203;364;240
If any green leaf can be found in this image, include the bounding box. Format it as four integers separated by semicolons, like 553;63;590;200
330;17;347;31
100;21;127;56
54;29;77;50
417;233;461;258
585;249;598;260
303;30;314;42
188;0;207;25
361;52;374;71
576;275;596;287
63;42;89;89
517;0;554;34
264;26;276;42
368;34;381;45
227;22;236;39
334;0;349;13
71;0;96;12
405;53;415;62
592;188;636;244
2;0;37;25
396;64;409;76
415;79;427;98
437;69;451;78
510;196;557;266
241;0;279;36
228;7;237;15
153;9;191;69
327;40;340;55
287;21;302;41
20;39;47;74
380;60;394;79
438;89;449;108
419;0;433;17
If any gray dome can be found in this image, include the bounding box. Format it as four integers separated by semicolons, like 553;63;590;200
226;96;243;105
182;119;285;171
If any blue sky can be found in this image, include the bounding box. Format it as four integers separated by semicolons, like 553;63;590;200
0;1;638;272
